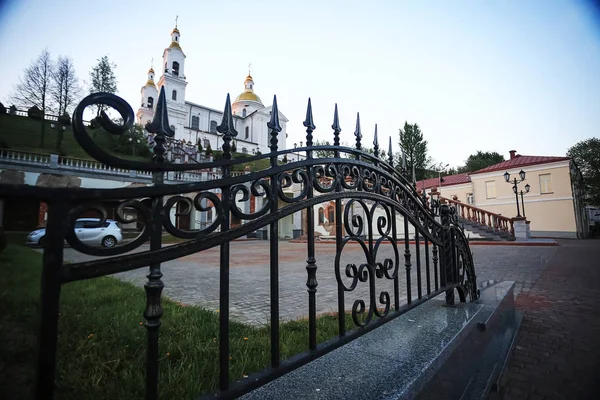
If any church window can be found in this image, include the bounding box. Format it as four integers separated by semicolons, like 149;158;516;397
242;109;247;118
147;96;154;108
242;147;248;154
210;120;218;133
318;207;325;225
245;126;249;139
204;139;210;148
191;116;199;130
165;62;168;73
172;90;177;100
172;61;180;76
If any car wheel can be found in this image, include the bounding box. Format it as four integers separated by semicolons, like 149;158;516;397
101;235;117;248
38;236;47;247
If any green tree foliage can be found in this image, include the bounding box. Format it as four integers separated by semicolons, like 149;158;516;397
313;139;334;158
567;138;600;205
397;122;431;181
109;123;149;158
89;56;117;116
205;142;213;156
457;151;505;173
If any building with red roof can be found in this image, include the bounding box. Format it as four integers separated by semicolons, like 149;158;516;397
416;149;588;238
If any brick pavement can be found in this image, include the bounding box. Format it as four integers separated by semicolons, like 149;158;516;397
59;241;556;325
501;240;600;400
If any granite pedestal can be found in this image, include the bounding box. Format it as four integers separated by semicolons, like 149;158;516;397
241;281;521;400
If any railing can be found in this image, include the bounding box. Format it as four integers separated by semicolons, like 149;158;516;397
0;88;480;400
441;196;515;238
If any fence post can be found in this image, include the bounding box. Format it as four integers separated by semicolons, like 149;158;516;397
439;205;456;306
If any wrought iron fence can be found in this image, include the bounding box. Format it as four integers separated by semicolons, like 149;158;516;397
0;86;479;399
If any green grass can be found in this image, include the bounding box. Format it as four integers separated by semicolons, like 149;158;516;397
0;114;147;162
0;114;276;171
0;244;356;399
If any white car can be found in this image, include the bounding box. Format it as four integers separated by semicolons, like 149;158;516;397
27;218;123;248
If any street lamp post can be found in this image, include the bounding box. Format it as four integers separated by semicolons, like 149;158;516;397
438;163;449;192
128;137;141;157
504;170;527;218
520;184;531;217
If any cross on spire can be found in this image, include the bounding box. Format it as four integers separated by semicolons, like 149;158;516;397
150;58;154;68
175;15;178;28
248;62;252;75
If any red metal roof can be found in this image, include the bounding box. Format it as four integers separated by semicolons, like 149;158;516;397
415;173;471;190
469;155;570;175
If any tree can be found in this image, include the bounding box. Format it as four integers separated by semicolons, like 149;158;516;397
458;151;505;173
567;138;600;205
51;56;80;116
397;122;431;181
12;48;53;146
89;56;117;116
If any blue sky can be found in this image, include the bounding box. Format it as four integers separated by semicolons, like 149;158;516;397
0;0;598;168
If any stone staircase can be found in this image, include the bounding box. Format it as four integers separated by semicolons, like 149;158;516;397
455;216;513;241
441;196;515;242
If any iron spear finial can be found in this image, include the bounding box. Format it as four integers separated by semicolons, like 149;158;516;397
373;124;379;158
354;112;362;150
217;93;238;160
268;95;282;153
332;103;341;146
304;98;315;147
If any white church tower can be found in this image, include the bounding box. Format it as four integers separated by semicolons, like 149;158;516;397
136;66;158;127
156;20;188;139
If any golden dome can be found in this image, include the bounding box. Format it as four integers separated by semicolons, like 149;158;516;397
145;79;156;87
245;74;253;81
172;27;180;34
235;91;262;103
169;41;182;50
148;67;155;74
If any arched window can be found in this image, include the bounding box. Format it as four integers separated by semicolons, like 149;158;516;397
328;207;335;224
245;126;249;139
242;147;248;154
203;139;210;148
172;61;180;76
210;120;218;133
191;116;199;130
318;208;325;225
242;108;247;118
165;62;168;73
172;90;177;101
147;96;154;108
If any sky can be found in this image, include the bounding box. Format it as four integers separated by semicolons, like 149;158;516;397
0;0;599;169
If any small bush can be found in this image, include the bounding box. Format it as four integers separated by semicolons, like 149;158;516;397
27;105;43;120
0;102;6;114
58;112;71;126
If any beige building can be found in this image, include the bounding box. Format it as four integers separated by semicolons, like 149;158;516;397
417;150;588;239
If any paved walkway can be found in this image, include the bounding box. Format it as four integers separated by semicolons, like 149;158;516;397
502;240;600;400
59;241;556;325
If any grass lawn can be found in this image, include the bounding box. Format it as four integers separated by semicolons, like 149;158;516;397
0;243;354;399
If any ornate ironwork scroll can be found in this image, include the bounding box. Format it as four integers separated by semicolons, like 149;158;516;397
0;88;481;400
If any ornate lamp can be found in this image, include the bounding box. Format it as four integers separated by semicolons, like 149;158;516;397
519;169;526;180
504;171;510;183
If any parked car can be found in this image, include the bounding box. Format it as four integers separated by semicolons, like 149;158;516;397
27;218;123;248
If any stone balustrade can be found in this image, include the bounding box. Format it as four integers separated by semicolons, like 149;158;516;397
0;148;248;183
441;196;515;238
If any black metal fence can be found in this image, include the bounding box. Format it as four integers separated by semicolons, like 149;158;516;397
0;86;479;399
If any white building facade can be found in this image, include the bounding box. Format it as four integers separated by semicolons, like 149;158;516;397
136;24;288;156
